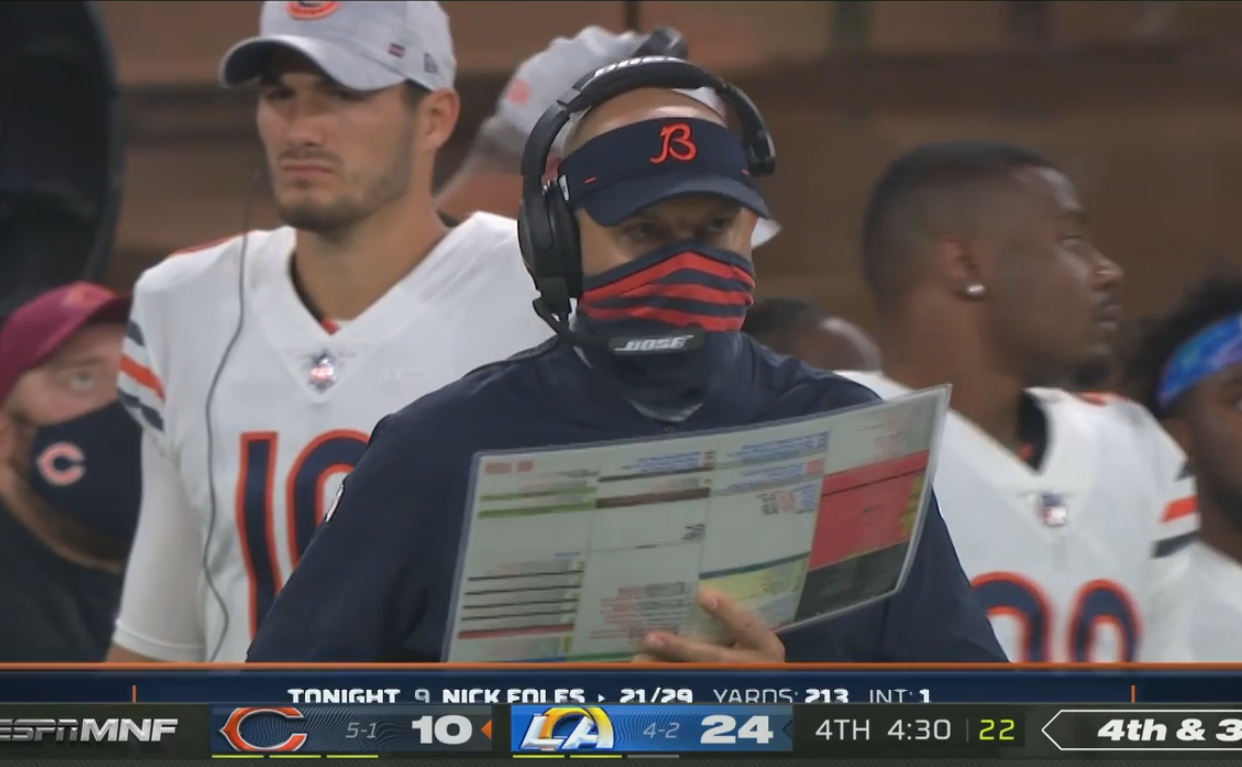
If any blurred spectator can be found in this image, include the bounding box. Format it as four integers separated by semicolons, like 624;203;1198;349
742;297;881;370
437;24;651;220
0;283;137;661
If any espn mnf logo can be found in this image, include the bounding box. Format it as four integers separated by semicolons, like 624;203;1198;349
0;718;178;743
517;707;615;752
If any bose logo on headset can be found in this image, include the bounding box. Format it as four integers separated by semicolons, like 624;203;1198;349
589;55;682;81
611;335;698;354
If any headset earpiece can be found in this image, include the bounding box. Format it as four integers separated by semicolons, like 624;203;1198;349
518;177;577;320
542;178;581;303
517;187;549;273
516;197;539;276
716;82;775;179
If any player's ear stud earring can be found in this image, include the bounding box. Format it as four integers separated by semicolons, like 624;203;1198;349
965;283;986;298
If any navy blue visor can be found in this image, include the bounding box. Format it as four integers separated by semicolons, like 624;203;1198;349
558;117;769;226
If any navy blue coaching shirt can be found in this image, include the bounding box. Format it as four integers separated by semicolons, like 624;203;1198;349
248;337;1005;662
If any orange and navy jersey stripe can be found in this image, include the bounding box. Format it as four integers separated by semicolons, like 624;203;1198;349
1152;456;1197;558
117;318;166;433
1161;495;1196;525
1070;391;1199;559
1152;493;1197;559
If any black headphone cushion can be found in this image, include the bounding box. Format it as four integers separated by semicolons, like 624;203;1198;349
543;184;581;297
516;197;540;276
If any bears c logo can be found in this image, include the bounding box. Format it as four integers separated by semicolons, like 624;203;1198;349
287;1;340;20
37;442;86;486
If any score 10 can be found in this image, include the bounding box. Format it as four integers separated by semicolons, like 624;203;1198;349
511;705;793;754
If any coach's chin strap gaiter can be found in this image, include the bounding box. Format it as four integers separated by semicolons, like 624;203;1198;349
575;242;755;412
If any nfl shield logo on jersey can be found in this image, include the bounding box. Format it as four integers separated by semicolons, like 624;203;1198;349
1037;492;1069;528
308;351;339;391
325;478;346;522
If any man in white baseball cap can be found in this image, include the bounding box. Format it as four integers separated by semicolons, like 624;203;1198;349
220;1;458;93
218;1;783;238
105;1;692;664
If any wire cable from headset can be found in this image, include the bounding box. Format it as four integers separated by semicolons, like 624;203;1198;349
200;167;262;662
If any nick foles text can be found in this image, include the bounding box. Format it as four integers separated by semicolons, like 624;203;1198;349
287;688;589;704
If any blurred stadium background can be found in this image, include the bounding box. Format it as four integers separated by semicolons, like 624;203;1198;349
8;0;1242;327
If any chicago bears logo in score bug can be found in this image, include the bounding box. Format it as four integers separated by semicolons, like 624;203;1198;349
514;707;615;752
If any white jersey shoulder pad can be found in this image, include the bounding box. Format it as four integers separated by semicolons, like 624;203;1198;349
118;228;295;447
1030;389;1197;544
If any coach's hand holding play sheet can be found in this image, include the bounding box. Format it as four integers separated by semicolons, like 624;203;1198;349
445;388;948;662
247;58;1005;664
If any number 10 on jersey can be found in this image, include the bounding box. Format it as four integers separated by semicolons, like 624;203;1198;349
237;430;369;636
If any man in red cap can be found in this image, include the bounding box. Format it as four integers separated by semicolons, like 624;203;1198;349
0;282;142;661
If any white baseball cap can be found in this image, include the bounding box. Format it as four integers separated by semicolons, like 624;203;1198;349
219;1;456;92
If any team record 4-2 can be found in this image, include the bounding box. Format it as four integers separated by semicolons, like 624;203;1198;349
0;668;1241;759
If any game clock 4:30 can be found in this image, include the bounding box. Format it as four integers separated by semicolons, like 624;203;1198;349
879;715;1027;745
799;706;1028;756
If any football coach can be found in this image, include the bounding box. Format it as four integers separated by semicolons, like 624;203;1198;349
248;58;1005;664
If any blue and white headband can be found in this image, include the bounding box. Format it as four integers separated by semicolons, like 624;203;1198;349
1157;312;1242;411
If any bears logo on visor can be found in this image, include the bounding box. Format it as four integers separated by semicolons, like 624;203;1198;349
287;1;340;20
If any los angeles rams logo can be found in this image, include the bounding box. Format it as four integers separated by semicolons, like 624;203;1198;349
287;1;340;20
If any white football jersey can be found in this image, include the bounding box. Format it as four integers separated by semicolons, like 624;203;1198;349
114;214;553;662
838;372;1198;662
1184;542;1242;660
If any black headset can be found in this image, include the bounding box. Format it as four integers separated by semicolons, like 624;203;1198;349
517;56;776;335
